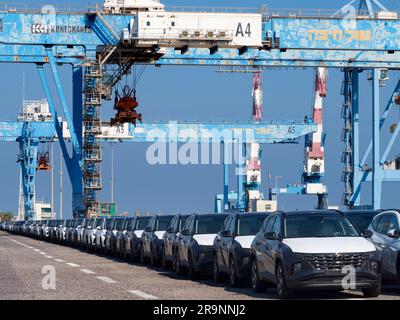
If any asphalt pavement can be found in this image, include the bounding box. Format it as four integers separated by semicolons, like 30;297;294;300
1;231;399;300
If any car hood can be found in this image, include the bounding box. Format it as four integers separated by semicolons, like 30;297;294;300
154;231;166;239
193;234;217;246
235;236;255;249
134;230;144;238
282;237;376;254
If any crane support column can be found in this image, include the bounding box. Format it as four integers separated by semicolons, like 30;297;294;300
223;142;230;211
352;69;361;207
18;122;38;220
237;142;245;212
372;69;382;210
72;66;84;217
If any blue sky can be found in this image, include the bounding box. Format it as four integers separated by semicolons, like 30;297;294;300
1;0;400;218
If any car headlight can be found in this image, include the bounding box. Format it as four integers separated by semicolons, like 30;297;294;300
370;261;379;273
292;262;302;275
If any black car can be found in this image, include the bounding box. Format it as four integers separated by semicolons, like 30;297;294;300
162;214;189;269
213;213;270;287
344;210;383;232
141;215;176;266
126;216;152;262
250;211;381;298
174;214;229;280
105;217;127;256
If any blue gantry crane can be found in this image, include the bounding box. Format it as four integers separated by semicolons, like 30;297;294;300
0;118;317;218
0;0;400;218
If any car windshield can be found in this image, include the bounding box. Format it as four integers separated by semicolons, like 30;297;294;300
284;214;360;238
95;219;104;228
105;219;114;230
196;216;227;235
137;217;151;230
83;219;90;227
346;212;377;231
126;218;136;231
115;219;125;231
180;217;188;231
238;216;268;236
157;217;174;231
77;219;83;227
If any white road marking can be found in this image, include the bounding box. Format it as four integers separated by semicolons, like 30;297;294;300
80;269;96;275
96;276;117;284
45;256;53;259
39;252;46;255
66;263;80;268
128;290;159;300
33;249;40;252
54;259;65;263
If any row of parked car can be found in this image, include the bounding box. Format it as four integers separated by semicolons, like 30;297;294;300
2;209;400;298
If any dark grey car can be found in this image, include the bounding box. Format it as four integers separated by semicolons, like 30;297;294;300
250;211;381;299
368;209;400;285
213;213;270;287
141;215;175;266
174;214;229;280
162;214;189;269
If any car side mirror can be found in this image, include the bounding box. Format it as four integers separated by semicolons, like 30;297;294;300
362;229;373;238
181;229;190;236
264;232;278;240
145;226;153;232
167;228;175;233
220;230;231;237
387;229;400;238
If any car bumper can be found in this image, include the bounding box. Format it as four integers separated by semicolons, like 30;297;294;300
287;271;381;290
195;247;215;273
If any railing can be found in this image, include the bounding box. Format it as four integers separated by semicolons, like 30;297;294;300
0;2;98;14
0;2;394;19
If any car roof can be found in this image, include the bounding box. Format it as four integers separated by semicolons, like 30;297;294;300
282;210;346;217
344;210;383;215
193;213;229;218
236;213;271;218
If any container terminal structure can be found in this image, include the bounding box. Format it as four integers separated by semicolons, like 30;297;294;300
1;0;400;218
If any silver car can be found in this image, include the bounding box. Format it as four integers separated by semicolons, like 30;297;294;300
56;219;68;243
82;218;98;251
369;209;400;285
124;216;151;262
74;218;86;248
96;218;114;254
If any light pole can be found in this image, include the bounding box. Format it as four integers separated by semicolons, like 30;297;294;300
111;143;115;204
60;146;63;220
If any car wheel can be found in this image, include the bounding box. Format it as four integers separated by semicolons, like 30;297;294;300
362;282;381;298
229;257;241;288
162;249;168;269
276;262;292;299
188;253;199;280
251;258;266;293
150;247;156;267
213;254;224;283
175;250;183;276
122;246;127;261
139;244;145;264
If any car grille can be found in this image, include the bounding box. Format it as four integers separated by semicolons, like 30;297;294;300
303;253;370;271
